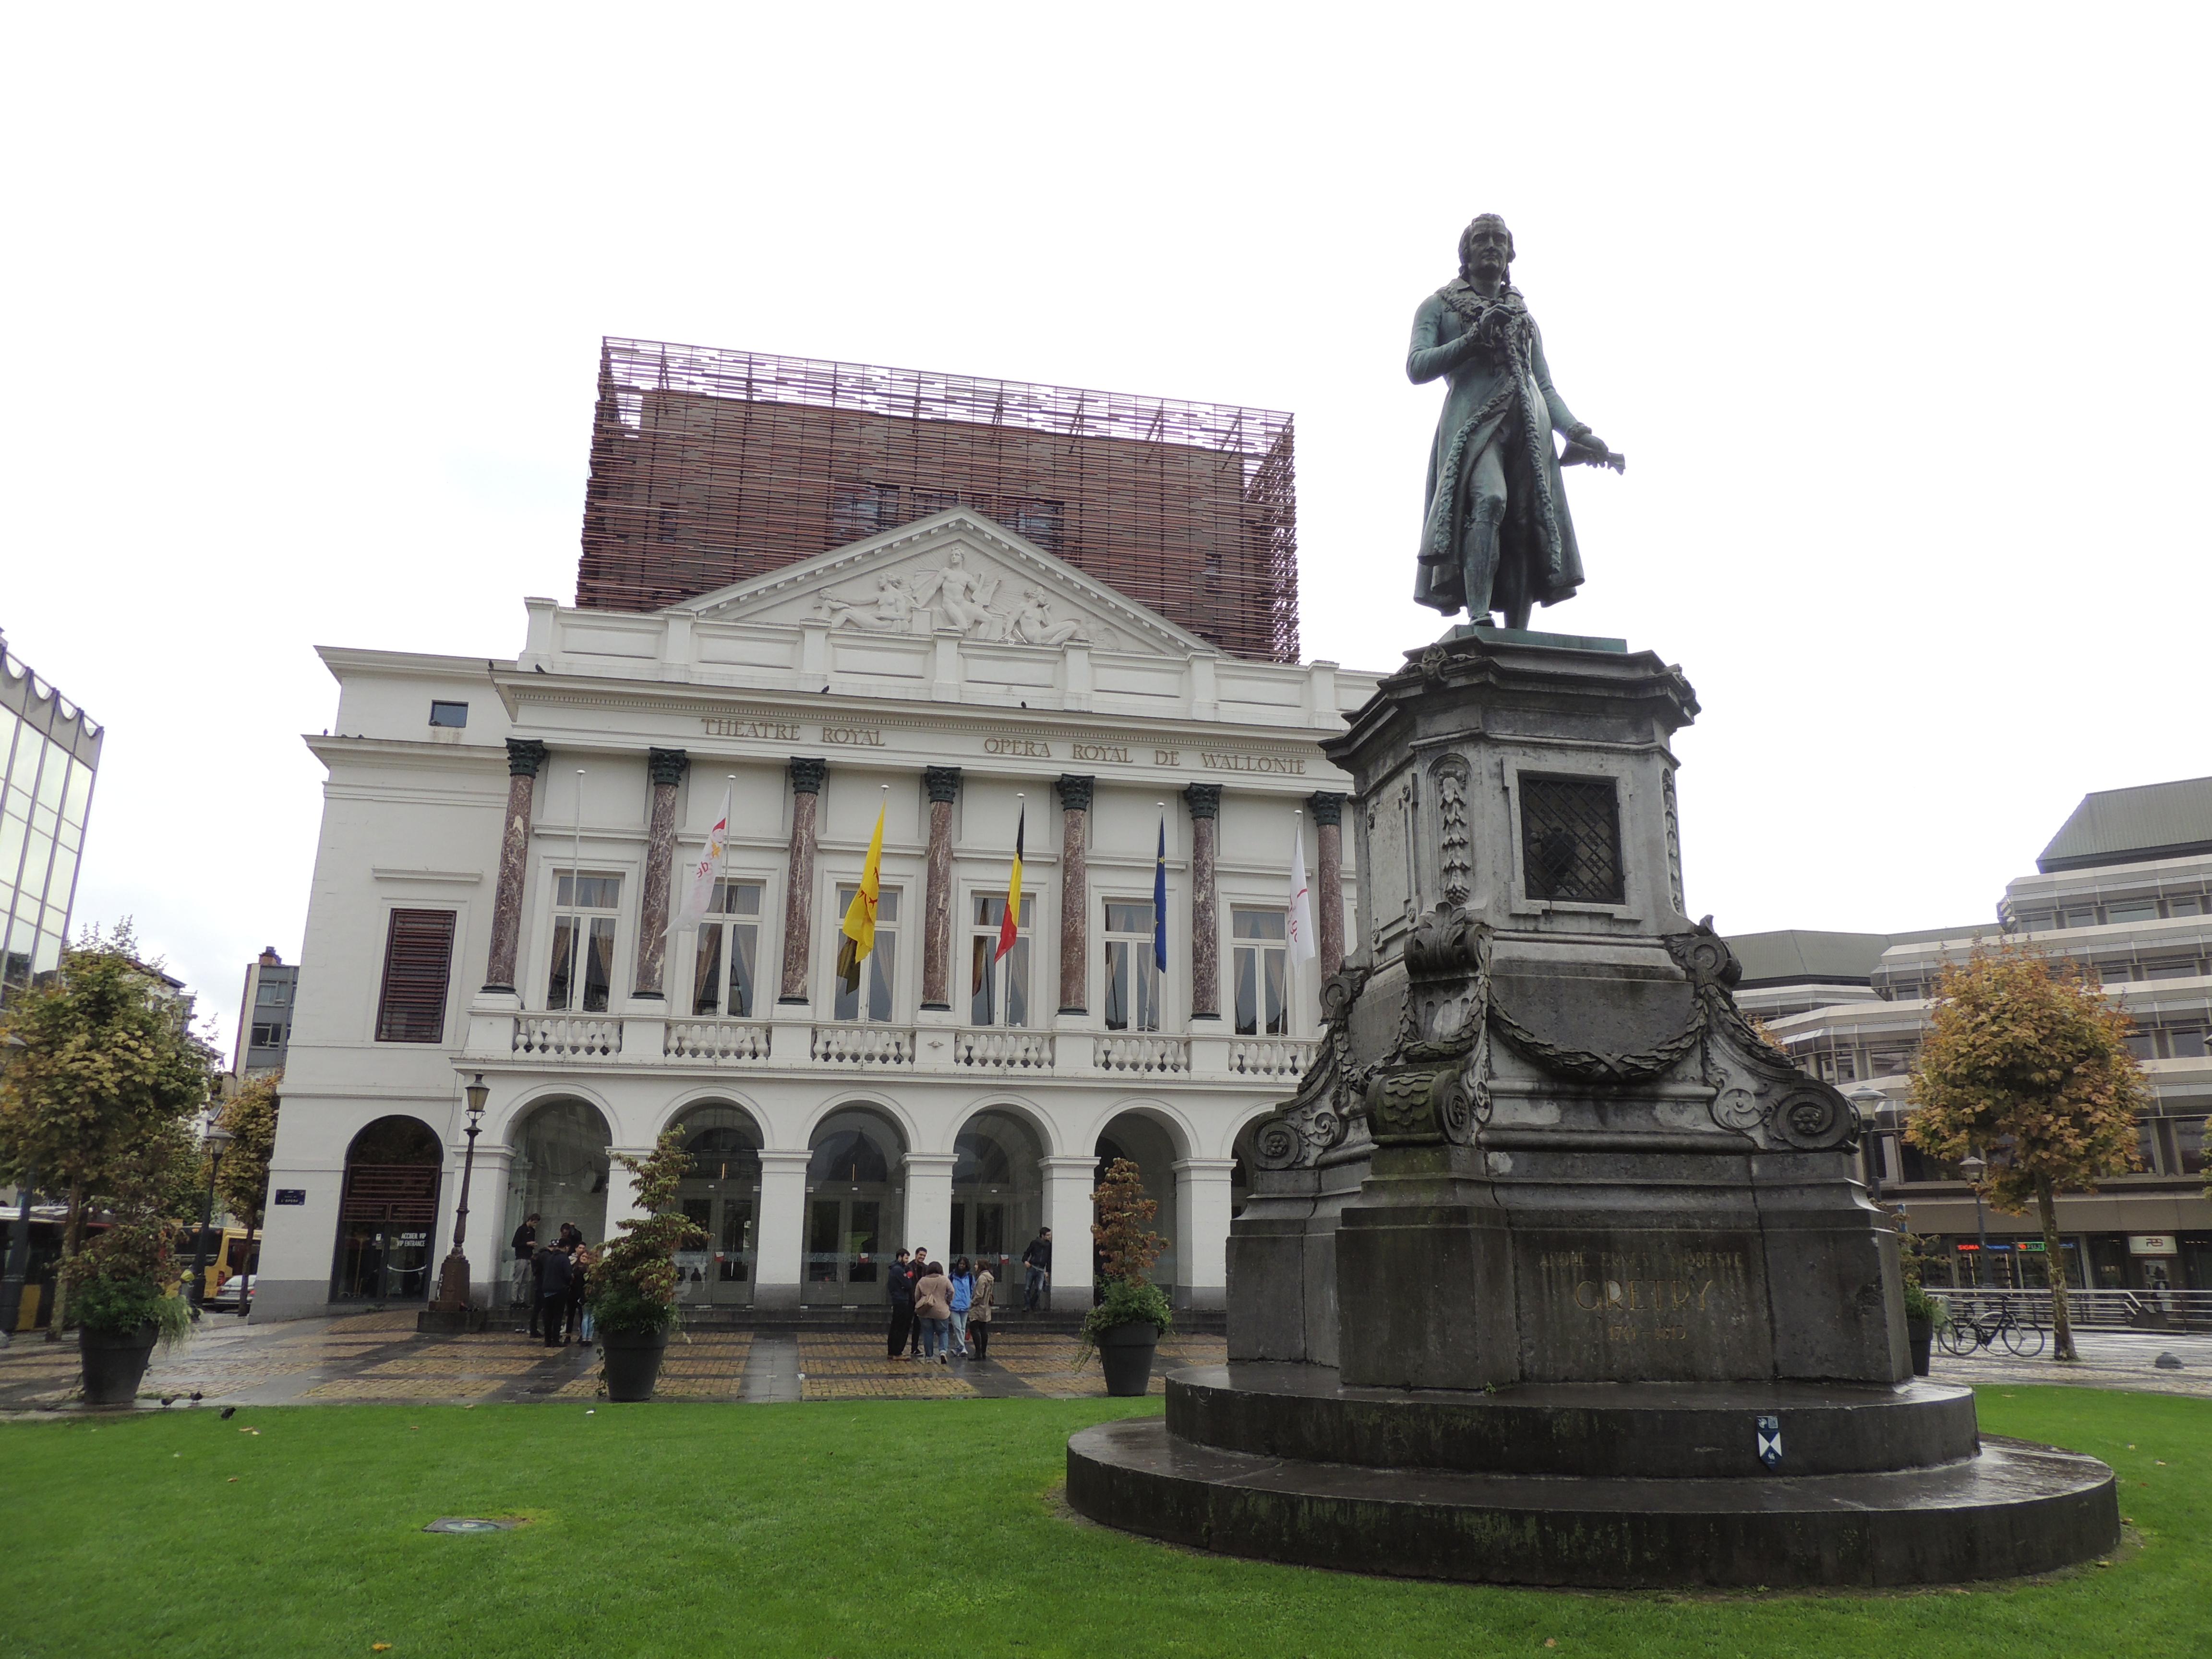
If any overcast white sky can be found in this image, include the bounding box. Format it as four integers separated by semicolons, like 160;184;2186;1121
5;6;2206;1064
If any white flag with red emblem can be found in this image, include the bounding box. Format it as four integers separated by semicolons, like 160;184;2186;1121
672;788;732;938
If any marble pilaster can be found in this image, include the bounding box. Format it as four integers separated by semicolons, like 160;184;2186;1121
1308;790;1346;980
632;747;688;999
777;757;828;1005
483;738;548;992
1184;783;1221;1021
1055;774;1094;1015
921;766;961;1010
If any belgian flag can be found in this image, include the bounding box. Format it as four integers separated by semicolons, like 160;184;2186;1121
995;804;1024;961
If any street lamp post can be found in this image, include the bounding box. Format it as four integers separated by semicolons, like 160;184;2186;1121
186;1120;235;1310
1959;1149;1989;1292
421;1075;489;1333
0;1164;36;1347
1848;1088;1888;1207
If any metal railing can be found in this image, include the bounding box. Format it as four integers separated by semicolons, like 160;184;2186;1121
1929;1286;2212;1334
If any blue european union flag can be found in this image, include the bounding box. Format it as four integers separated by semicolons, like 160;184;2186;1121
1153;817;1168;972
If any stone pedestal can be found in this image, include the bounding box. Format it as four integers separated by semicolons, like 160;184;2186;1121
1069;627;2117;1587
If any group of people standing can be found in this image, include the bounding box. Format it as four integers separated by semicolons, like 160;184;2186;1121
509;1213;593;1347
886;1249;996;1363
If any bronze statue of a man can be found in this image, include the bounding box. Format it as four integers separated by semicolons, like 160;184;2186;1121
1410;215;1616;630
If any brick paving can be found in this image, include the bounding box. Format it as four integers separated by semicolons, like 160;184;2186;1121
0;1310;1226;1412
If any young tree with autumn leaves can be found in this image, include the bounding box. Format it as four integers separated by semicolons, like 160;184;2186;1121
1906;939;2149;1362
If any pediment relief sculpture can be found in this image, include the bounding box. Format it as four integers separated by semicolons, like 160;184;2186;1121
811;550;1118;649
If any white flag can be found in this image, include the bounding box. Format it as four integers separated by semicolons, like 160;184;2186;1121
672;788;732;939
1287;818;1317;964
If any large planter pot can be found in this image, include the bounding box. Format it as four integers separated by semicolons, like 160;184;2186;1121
1906;1313;1935;1378
1096;1322;1162;1398
80;1322;159;1407
599;1327;670;1402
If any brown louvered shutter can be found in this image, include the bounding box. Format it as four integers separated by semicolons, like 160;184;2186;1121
375;909;457;1043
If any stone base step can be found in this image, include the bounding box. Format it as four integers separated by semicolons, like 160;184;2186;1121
1066;1416;2119;1588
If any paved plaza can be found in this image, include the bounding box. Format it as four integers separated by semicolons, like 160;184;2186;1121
0;1310;1228;1412
3;1314;2206;1414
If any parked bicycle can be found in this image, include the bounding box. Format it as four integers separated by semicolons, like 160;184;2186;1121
1935;1298;2047;1358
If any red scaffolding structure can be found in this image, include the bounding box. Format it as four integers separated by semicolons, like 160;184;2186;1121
577;340;1299;662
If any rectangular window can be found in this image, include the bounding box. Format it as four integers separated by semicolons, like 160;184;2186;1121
2167;1025;2207;1059
547;870;621;1013
2170;896;2205;917
1518;775;1625;904
1870;1048;1912;1077
374;909;455;1043
969;893;1033;1027
2136;1123;2163;1174
2124;1031;2156;1062
2144;959;2199;981
2178;1118;2207;1177
2099;962;2136;986
692;880;763;1017
2105;899;2159;925
1833;1049;1859;1083
1232;907;1288;1037
1102;900;1160;1033
427;701;469;729
2060;906;2097;928
256;979;289;1006
250;1022;285;1048
2013;910;2055;932
832;885;899;1022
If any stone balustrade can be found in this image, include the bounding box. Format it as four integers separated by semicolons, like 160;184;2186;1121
482;1010;1307;1083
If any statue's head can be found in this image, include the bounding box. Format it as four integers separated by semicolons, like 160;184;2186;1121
948;550;965;567
1458;214;1515;279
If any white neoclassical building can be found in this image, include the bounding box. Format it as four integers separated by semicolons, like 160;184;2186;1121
253;510;1378;1320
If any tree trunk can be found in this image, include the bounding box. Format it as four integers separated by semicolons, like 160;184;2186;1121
2037;1173;2075;1362
51;1178;85;1335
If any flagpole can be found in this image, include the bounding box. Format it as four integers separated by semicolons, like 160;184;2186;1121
570;768;584;1009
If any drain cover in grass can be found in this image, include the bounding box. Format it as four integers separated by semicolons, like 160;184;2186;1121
423;1517;526;1533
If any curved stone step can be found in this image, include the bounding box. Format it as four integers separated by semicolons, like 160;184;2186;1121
1168;1363;1980;1479
1066;1418;2118;1588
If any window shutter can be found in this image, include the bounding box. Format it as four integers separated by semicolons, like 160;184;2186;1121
376;909;457;1043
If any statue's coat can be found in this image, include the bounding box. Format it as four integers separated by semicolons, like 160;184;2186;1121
1408;285;1587;617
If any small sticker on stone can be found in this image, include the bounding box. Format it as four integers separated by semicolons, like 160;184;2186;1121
423;1516;527;1533
1755;1414;1782;1470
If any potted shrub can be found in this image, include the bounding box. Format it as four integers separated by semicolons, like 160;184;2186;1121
69;1214;192;1407
1894;1219;1944;1378
586;1131;706;1402
1076;1157;1173;1398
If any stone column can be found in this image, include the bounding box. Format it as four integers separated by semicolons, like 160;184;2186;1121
777;758;828;1005
1056;775;1094;1015
1172;1157;1238;1311
633;747;689;999
1308;790;1347;980
483;738;548;993
753;1150;811;1311
601;1147;655;1241
921;767;961;1011
1184;784;1222;1021
1041;1154;1099;1311
902;1153;956;1259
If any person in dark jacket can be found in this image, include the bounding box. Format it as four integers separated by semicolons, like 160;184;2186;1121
904;1251;930;1358
886;1248;915;1360
537;1244;574;1347
510;1213;540;1329
1022;1228;1052;1312
565;1242;590;1342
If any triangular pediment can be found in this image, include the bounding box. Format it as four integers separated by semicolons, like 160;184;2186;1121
671;510;1216;659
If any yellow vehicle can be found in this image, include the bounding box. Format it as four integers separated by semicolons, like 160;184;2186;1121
192;1227;260;1306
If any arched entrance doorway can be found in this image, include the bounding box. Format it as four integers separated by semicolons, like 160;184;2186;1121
1096;1110;1184;1297
670;1102;763;1308
504;1099;613;1270
952;1108;1045;1291
804;1106;906;1306
332;1116;442;1303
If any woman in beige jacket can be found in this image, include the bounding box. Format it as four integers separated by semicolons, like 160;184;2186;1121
912;1263;953;1363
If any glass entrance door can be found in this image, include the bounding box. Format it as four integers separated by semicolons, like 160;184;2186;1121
335;1222;433;1301
804;1196;883;1304
950;1198;1009;1285
673;1189;759;1306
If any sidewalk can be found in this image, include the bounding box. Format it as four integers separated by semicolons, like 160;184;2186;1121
1929;1327;2212;1399
0;1310;1227;1412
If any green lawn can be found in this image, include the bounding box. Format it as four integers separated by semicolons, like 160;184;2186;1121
0;1387;2203;1659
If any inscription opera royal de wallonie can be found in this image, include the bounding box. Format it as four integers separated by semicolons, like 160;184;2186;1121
699;715;1306;774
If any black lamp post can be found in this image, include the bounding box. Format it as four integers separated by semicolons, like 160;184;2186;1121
423;1075;488;1332
186;1120;235;1310
1959;1150;1989;1291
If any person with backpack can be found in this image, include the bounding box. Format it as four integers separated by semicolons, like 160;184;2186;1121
967;1262;996;1362
537;1241;574;1348
948;1256;977;1359
912;1258;953;1364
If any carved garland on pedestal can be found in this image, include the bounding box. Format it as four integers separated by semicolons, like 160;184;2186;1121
1249;910;1858;1169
